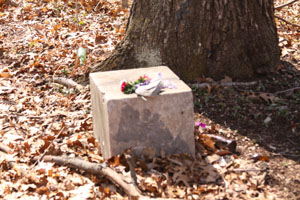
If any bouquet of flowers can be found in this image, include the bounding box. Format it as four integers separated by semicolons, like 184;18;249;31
120;75;152;94
121;73;176;97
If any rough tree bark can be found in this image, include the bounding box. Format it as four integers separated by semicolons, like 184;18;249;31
89;0;280;82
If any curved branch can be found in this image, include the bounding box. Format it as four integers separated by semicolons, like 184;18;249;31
34;155;142;198
275;0;299;9
34;155;179;200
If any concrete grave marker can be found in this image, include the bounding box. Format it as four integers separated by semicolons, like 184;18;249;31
90;66;195;159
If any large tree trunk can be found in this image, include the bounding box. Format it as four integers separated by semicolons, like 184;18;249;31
90;0;280;82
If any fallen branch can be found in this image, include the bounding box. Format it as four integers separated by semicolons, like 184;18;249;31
225;168;266;174
275;16;300;28
275;87;300;97
33;155;178;200
275;0;299;9
191;81;257;88
0;113;67;119
52;76;84;90
33;155;141;197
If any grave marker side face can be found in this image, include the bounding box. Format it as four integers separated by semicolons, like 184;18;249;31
90;66;195;159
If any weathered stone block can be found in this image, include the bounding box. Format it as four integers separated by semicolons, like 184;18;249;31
90;66;195;159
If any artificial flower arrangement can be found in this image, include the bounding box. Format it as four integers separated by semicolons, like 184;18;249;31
121;75;152;94
121;73;176;96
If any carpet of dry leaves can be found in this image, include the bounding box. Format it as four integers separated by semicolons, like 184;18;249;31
0;0;299;199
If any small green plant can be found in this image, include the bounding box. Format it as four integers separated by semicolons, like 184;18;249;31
292;91;300;102
79;20;86;25
283;162;289;167
276;108;289;118
218;102;226;110
256;80;265;91
59;68;70;76
233;105;241;117
253;113;260;119
28;41;37;48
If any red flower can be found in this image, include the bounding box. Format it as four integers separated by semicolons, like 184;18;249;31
143;75;151;81
121;81;127;92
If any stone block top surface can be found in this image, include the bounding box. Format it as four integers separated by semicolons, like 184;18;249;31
89;66;191;99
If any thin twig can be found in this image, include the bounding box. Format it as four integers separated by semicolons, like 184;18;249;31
225;168;266;174
0;113;67;119
125;150;141;193
30;126;65;169
192;81;257;88
275;87;300;96
93;0;102;11
275;16;300;28
275;0;299;9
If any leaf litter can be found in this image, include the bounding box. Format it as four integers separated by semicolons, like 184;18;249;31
0;0;300;199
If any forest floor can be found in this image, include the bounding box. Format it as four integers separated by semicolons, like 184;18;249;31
0;0;299;199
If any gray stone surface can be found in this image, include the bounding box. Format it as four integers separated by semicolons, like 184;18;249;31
90;66;195;159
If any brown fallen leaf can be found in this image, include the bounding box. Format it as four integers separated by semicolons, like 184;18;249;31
251;153;270;162
0;71;12;78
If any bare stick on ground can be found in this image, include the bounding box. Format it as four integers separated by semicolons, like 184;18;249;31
275;0;299;9
192;81;257;88
30;126;65;169
275;16;300;28
34;155;179;200
33;155;141;198
0;142;12;154
125;150;141;193
275;87;300;97
52;76;84;90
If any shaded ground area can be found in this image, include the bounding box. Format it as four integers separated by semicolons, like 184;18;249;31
193;59;300;199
